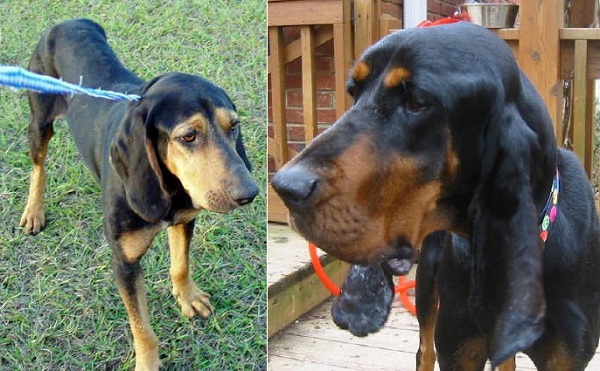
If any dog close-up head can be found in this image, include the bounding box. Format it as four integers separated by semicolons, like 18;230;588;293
274;22;554;266
273;22;558;363
110;72;258;222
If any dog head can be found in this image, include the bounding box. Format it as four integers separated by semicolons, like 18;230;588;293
110;72;258;222
273;22;555;363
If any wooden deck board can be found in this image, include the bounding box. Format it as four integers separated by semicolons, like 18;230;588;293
268;224;600;370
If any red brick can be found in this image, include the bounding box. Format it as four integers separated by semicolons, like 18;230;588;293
315;39;334;56
286;108;303;123
286;89;303;108
318;124;333;135
316;56;333;74
428;0;440;14
381;2;402;18
317;91;334;108
286;57;302;75
268;156;275;171
288;124;305;141
286;75;302;89
283;27;300;43
286;90;334;109
316;75;336;90
317;108;337;124
289;142;306;153
440;3;457;18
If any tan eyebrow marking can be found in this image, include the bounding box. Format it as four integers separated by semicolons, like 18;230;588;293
352;60;370;82
384;67;412;88
214;107;237;132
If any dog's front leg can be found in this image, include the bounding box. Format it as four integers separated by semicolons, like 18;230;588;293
168;221;213;318
113;229;162;371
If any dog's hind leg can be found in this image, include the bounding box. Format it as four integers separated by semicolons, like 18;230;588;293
168;221;213;318
20;91;66;234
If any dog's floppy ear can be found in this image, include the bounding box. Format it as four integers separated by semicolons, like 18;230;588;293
235;129;252;171
468;102;546;367
110;101;171;223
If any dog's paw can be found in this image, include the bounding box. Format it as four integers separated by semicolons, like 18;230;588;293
19;206;45;235
331;264;394;337
173;281;213;318
134;351;161;371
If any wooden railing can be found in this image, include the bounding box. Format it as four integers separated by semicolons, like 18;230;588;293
267;0;401;221
497;27;600;176
268;0;353;221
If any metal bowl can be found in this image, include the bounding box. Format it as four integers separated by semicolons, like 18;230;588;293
459;3;519;28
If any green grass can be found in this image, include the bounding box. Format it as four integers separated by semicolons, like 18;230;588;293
0;0;266;369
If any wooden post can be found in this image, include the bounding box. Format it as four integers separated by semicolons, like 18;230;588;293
569;0;598;176
301;26;318;143
269;26;289;169
334;0;353;116
354;0;379;59
518;0;564;145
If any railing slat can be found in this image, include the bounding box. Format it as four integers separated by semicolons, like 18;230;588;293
301;26;318;143
269;26;289;169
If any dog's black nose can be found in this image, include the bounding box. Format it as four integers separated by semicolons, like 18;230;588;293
229;183;259;206
271;166;320;204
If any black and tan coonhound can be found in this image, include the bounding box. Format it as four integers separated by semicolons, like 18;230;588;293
272;22;600;370
20;19;258;370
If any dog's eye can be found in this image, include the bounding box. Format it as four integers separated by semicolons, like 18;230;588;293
230;120;240;134
181;133;196;143
406;93;428;113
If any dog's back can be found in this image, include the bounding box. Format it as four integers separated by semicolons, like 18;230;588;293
30;19;141;89
27;19;143;179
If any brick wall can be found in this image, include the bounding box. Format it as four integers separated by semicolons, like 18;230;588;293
428;0;463;21
268;1;467;177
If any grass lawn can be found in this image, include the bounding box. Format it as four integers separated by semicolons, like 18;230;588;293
0;1;266;369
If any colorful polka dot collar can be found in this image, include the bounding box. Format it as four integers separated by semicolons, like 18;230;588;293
539;169;560;242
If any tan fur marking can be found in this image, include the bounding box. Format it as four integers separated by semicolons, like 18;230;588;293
498;357;516;371
118;227;162;262
543;341;574;370
20;129;53;234
172;113;207;136
384;66;412;88
117;275;160;370
455;337;487;369
20;164;47;234
168;224;213;318
417;311;438;371
214;107;238;132
352;60;370;82
445;138;460;179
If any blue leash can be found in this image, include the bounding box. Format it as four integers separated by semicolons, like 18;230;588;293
0;66;140;101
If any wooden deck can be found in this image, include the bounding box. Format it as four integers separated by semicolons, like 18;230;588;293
268;224;600;370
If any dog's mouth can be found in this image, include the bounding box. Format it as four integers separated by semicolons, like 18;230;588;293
381;243;418;276
290;208;418;274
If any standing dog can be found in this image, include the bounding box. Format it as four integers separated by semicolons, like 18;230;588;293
273;22;600;369
21;19;258;370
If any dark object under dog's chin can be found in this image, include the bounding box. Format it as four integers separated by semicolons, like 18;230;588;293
382;244;417;276
331;264;395;337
